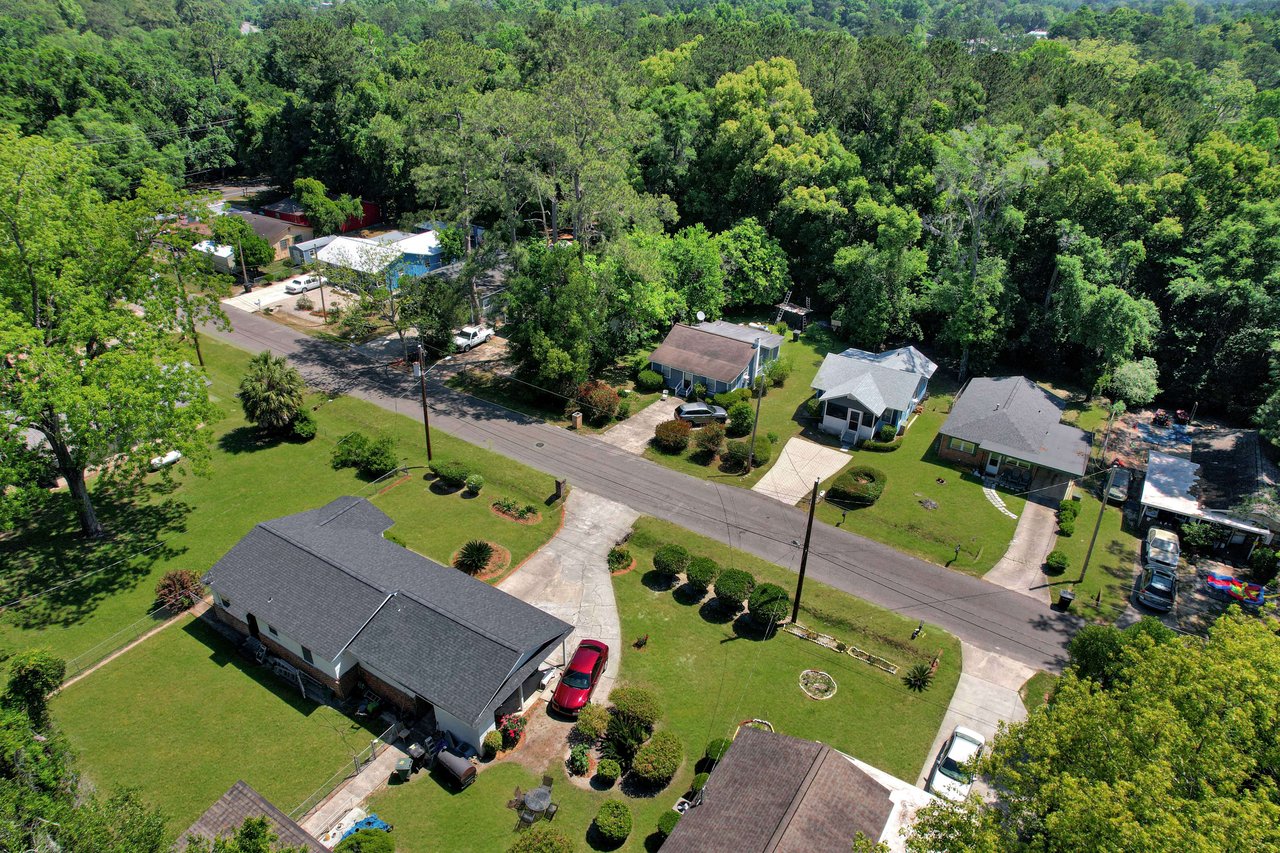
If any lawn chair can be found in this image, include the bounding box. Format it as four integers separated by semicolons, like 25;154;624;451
544;803;559;822
542;775;554;789
506;786;524;810
514;809;539;831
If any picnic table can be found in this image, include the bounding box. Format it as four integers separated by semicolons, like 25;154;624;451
523;786;552;814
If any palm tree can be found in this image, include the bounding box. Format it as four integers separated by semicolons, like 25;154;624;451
239;351;305;433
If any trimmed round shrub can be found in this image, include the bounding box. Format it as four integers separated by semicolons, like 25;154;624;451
1058;516;1076;537
727;400;754;436
335;829;394;853
706;738;732;761
653;544;691;581
1058;499;1080;522
765;357;792;386
507;825;573;853
568;743;591;775
631;730;682;787
714;568;756;609
483;729;503;759
748;582;791;627
722;440;751;471
594;800;632;845
654;419;692;452
691;772;710;793
685;557;719;593
749;435;771;466
657;810;681;838
826;466;887;507
713;388;752;408
636;369;664;393
595;758;621;787
430;459;472;488
574;702;610;743
578;380;621;425
609;686;661;730
1045;549;1070;573
607;547;632;573
291;410;317;441
876;423;897;443
455;539;495;574
694;422;726;455
465;474;484;495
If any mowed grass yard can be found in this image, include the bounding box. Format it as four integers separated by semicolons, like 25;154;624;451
54;617;381;837
1051;490;1139;622
814;388;1026;575
643;326;841;488
364;516;961;852
0;336;563;670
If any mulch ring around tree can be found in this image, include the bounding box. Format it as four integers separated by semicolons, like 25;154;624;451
489;504;543;525
799;669;837;700
451;542;511;582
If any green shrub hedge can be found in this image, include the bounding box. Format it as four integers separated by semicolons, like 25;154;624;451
1046;549;1070;573
574;703;610;743
657;810;681;838
507;824;574;853
654;418;692;452
331;432;399;479
827;466;887;506
291;410;317;441
692;772;710;793
631;730;682;787
609;686;661;730
685;557;719;593
694;422;726;455
483;729;503;759
594;800;632;845
568;743;591;775
714;568;756;608
748;582;791;627
653;544;691;580
596;758;621;787
636;369;663;393
335;829;394;853
706;738;731;761
723;436;772;471
430;459;473;488
727;400;754;436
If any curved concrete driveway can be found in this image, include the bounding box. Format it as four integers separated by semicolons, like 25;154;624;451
499;490;635;696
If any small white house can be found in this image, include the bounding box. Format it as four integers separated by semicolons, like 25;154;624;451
648;321;785;396
812;346;937;444
192;239;236;275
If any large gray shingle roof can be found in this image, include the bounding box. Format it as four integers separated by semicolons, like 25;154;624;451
650;324;757;383
940;377;1092;475
204;497;571;727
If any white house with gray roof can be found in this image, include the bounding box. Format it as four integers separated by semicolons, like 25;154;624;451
811;346;937;444
203;497;572;749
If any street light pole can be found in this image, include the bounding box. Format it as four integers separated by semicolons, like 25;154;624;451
791;478;821;624
416;342;434;462
1080;467;1117;584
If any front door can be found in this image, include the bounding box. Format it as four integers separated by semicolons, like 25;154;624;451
985;453;1002;476
847;408;863;436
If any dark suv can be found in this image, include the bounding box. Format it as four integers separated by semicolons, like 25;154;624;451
1137;563;1177;612
675;402;728;425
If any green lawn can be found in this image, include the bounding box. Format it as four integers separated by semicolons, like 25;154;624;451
642;326;841;487
54;616;380;837
1050;490;1138;622
364;516;961;852
813;389;1025;575
0;337;562;672
1020;671;1059;714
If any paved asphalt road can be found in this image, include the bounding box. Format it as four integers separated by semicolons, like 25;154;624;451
208;311;1081;671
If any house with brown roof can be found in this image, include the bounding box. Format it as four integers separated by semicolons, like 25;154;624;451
648;321;784;396
231;211;313;261
662;727;933;853
180;780;324;851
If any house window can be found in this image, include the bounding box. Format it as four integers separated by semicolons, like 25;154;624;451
826;400;849;420
267;624;279;637
949;438;977;455
302;646;314;664
279;239;289;249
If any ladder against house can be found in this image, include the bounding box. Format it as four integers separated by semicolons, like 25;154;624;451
774;289;792;324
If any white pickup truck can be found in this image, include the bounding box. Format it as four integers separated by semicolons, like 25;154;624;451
452;325;495;352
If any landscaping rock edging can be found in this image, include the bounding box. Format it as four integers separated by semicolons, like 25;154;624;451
799;669;837;700
783;622;900;674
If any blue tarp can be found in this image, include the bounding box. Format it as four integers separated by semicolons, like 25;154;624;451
340;814;392;841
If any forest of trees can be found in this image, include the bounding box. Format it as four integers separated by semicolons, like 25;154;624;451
8;0;1277;425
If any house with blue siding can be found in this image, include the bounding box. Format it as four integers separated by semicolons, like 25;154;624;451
649;322;784;396
396;231;447;276
812;346;937;444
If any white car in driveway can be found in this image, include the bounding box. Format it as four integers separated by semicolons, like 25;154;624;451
284;275;326;294
927;726;986;800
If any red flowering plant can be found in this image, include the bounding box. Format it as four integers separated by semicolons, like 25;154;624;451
499;712;527;748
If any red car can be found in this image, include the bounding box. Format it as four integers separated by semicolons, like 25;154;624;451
550;639;609;716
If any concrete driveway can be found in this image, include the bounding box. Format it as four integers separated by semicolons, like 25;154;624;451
917;642;1033;793
499;489;636;697
752;437;850;505
597;396;680;454
222;279;297;312
984;499;1057;605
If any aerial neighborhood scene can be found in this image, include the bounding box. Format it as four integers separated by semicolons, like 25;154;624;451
5;0;1280;850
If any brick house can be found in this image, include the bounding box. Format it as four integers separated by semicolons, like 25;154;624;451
203;497;571;749
936;376;1092;493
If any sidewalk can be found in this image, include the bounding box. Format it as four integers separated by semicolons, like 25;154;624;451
300;740;409;839
500;489;636;697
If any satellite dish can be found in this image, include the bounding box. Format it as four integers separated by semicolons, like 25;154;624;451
696;310;706;322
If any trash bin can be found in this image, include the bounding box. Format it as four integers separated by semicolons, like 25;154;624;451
1058;589;1076;610
792;329;800;342
393;757;412;782
571;411;583;429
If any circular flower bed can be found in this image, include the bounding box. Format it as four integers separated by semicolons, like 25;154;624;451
799;669;837;700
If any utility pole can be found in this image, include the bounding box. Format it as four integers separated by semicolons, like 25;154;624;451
415;342;434;462
1080;467;1117;583
746;339;764;474
791;478;820;624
